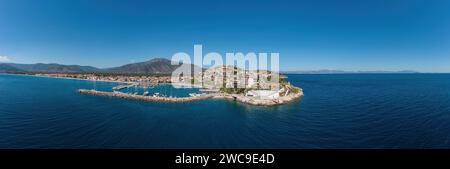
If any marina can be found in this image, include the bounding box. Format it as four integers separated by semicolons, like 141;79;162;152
78;88;303;105
78;89;215;103
112;84;137;90
33;66;305;106
78;82;303;106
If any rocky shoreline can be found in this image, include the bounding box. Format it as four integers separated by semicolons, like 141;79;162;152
213;88;304;106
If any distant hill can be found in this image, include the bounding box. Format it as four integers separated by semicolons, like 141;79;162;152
282;69;420;74
0;63;25;73
0;58;190;74
106;58;180;74
0;63;100;73
1;59;421;75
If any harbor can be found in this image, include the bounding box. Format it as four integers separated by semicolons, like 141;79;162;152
78;82;304;106
112;84;137;90
34;67;305;106
78;89;214;103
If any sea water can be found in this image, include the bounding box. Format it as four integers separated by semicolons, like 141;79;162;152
0;73;449;148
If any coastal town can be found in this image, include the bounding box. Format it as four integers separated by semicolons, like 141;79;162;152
35;66;303;106
35;73;171;84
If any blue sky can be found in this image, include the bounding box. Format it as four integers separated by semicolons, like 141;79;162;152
0;0;449;72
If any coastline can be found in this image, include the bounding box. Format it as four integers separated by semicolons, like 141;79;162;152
1;73;132;85
2;73;304;106
34;74;135;85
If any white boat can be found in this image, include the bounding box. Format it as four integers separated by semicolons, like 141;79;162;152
189;93;205;97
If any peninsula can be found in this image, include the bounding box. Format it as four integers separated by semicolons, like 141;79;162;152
1;58;303;106
75;65;303;106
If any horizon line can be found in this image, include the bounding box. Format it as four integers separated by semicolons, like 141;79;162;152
2;60;450;74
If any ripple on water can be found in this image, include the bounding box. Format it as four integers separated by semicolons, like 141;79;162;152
1;74;450;148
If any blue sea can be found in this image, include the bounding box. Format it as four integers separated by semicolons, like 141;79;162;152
0;73;450;148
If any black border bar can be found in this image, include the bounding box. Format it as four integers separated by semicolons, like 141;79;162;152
1;149;449;168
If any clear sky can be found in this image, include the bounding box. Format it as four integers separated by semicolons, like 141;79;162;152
0;0;449;72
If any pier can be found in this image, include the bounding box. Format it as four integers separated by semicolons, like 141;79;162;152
112;84;136;90
78;89;214;103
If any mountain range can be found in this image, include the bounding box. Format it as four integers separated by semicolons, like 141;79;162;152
0;58;420;74
106;58;181;74
0;58;182;74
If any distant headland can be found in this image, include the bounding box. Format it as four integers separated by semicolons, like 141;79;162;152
282;70;420;74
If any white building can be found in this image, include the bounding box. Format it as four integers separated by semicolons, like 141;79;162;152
247;77;255;88
246;90;280;99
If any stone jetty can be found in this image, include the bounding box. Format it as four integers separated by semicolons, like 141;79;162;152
78;89;214;103
78;88;303;106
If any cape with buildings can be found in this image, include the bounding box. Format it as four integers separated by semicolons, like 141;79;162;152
60;65;303;106
3;58;303;106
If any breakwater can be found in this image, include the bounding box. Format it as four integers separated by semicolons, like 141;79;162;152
78;88;303;105
78;89;214;103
